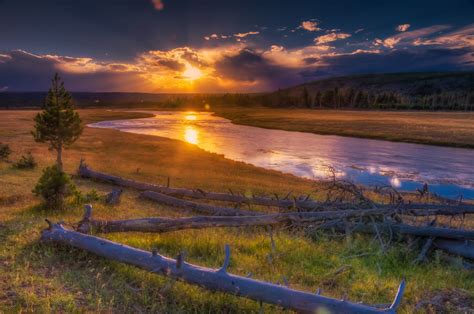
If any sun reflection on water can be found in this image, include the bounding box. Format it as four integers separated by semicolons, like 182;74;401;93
184;126;199;144
185;114;197;121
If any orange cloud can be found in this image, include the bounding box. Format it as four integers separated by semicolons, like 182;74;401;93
374;25;450;48
314;32;351;44
234;31;260;38
299;21;321;32
396;24;411;32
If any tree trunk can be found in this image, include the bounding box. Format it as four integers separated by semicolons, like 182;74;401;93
78;163;474;216
140;191;258;216
105;188;122;205
42;221;405;313
433;239;474;259
57;142;63;171
77;204;388;234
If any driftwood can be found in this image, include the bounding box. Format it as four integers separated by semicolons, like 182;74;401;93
78;162;474;216
42;221;405;313
105;188;122;205
140;191;257;216
77;205;389;234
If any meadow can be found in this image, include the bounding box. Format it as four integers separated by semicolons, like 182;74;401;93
0;109;473;312
216;107;474;148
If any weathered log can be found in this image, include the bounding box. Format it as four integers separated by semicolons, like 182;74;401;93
140;191;258;216
77;204;389;234
78;162;319;209
433;240;474;259
105;188;122;205
78;162;474;215
42;221;405;313
323;222;474;241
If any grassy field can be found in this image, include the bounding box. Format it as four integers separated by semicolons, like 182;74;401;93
216;107;474;148
0;109;473;312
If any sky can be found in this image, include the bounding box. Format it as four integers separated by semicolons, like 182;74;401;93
0;0;473;93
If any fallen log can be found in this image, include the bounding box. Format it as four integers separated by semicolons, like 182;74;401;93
433;240;474;260
317;222;474;260
78;162;319;210
140;191;257;216
77;204;390;234
78;162;474;215
320;222;474;241
42;221;405;313
105;188;122;205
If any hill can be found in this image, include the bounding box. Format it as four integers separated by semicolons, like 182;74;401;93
259;72;474;110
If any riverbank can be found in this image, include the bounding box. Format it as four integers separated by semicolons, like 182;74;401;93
214;108;474;148
0;109;472;312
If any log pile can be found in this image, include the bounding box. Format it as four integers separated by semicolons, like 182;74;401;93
40;162;473;311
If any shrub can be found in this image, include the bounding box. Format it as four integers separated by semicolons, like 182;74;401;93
13;152;37;169
33;165;76;209
0;143;11;160
71;189;101;205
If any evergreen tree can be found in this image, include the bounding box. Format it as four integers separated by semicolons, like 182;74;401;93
32;73;83;171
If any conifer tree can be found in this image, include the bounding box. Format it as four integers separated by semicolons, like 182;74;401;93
32;73;83;171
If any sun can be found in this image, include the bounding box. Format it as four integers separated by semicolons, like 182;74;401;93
183;65;203;80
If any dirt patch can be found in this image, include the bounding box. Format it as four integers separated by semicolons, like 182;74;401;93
416;288;473;313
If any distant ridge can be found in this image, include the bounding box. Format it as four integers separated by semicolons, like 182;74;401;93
260;71;474;110
286;72;474;97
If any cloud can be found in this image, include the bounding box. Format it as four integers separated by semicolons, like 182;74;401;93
374;25;450;48
413;24;474;49
151;0;164;10
315;47;473;77
233;31;260;38
354;28;365;34
299;21;321;32
1;23;472;93
0;50;147;92
314;32;351;44
396;24;411;32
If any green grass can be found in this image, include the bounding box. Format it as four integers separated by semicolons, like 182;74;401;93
0;109;472;312
215;107;474;148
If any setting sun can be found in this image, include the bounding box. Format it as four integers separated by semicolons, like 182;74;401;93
182;65;203;80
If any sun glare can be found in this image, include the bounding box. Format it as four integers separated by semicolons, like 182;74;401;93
185;113;197;120
183;65;203;80
184;126;199;144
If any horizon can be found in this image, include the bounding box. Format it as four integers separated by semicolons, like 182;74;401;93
0;0;473;93
1;70;473;95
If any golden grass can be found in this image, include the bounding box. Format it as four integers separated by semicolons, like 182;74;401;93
0;109;472;312
216;107;474;148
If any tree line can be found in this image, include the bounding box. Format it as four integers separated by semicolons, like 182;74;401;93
195;87;474;111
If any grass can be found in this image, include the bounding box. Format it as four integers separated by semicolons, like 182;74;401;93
0;109;472;312
215;107;474;148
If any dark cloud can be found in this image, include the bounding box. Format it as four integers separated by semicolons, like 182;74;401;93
214;49;295;88
0;50;146;92
318;47;474;77
154;59;186;71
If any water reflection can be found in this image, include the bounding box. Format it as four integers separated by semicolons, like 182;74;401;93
184;126;199;144
90;111;474;199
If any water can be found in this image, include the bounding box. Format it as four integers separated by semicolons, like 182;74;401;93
90;111;474;200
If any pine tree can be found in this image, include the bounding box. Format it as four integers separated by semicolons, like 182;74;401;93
32;73;83;171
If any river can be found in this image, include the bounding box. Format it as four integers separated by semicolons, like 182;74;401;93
89;111;474;200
